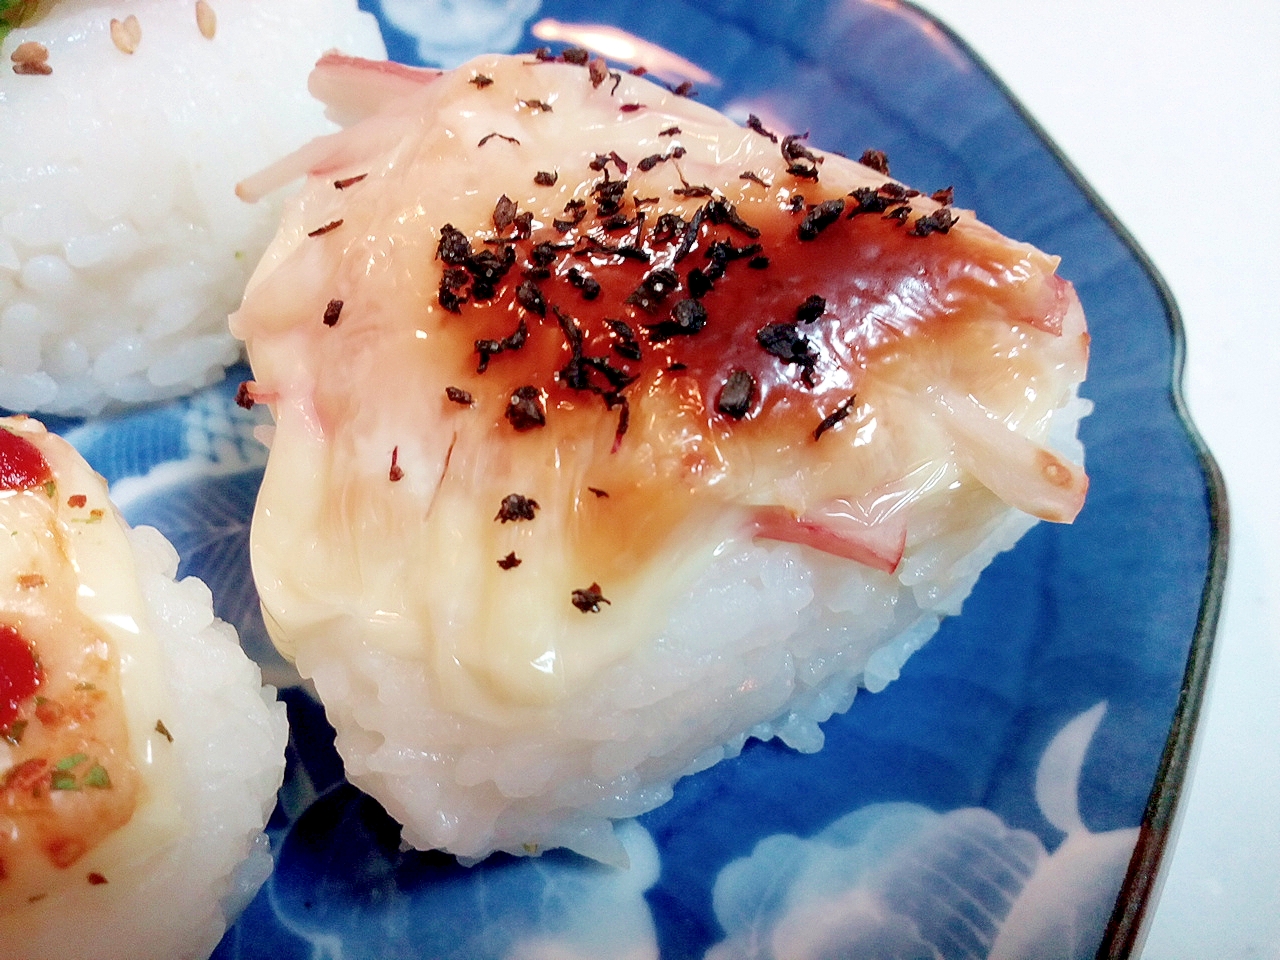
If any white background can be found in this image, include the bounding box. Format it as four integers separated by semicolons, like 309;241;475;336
915;2;1280;957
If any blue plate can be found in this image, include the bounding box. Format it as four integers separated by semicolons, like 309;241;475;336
39;1;1228;957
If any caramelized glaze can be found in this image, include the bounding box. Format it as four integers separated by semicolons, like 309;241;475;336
233;53;1088;708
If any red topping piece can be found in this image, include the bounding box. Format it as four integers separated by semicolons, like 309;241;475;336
750;502;908;574
0;623;42;729
0;428;53;492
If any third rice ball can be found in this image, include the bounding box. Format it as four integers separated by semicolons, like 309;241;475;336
233;53;1090;864
0;417;288;959
0;0;385;416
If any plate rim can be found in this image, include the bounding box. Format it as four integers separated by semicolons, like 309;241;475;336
894;2;1230;954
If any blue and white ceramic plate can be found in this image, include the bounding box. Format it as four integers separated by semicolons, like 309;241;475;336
44;1;1229;957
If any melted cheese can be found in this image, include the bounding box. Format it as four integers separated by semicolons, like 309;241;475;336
0;418;182;910
233;54;1087;710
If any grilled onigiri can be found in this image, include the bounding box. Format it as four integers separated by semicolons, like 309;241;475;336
232;52;1089;864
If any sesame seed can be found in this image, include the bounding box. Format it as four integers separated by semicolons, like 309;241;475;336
110;15;142;54
10;41;51;75
195;0;216;39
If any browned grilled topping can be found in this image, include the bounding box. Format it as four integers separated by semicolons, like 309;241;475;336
814;395;857;440
746;114;778;142
437;224;472;264
476;317;529;372
796;294;826;324
757;323;818;384
626;267;680;314
781;134;817;164
515;279;547;316
495;493;540;522
716;369;756;420
571;582;610;612
493;195;518;231
505;385;546;430
566;267;602;301
798;199;845;240
672;171;713;198
589;151;629;176
858;149;890;174
644;298;707;342
322;299;343;327
637;147;686;172
909;207;959;237
704;198;761;239
444;386;474;406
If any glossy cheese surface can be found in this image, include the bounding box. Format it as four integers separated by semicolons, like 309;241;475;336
233;53;1088;709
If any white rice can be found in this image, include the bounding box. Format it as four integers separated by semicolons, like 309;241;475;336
0;0;385;415
299;395;1091;865
0;525;289;960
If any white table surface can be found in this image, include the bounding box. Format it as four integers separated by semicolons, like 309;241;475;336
914;2;1279;957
